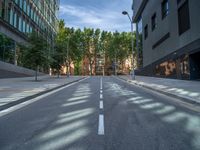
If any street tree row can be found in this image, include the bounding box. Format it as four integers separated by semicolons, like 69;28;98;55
17;20;137;80
52;20;137;76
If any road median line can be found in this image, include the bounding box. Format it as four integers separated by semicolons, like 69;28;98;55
98;77;105;135
98;114;105;135
100;101;104;109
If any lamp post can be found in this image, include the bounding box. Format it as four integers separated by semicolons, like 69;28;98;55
122;11;135;80
66;37;70;77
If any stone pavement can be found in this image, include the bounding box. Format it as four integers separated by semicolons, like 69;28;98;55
0;75;86;110
118;75;200;105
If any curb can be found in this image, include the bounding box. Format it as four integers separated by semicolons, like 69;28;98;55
0;77;86;111
116;76;200;106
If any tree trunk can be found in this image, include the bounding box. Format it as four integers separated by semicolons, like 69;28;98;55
69;61;72;75
57;69;60;78
35;66;38;81
89;63;92;76
66;62;69;77
94;52;96;75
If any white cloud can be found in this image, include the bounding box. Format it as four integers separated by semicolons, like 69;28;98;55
60;5;102;25
59;4;135;32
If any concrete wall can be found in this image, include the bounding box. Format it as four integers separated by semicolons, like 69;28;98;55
133;0;143;17
0;61;45;78
0;22;27;44
141;0;200;67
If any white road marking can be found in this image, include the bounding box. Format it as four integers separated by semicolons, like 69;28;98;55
98;78;104;135
100;94;103;99
0;77;89;118
100;101;103;109
98;114;105;135
100;77;103;90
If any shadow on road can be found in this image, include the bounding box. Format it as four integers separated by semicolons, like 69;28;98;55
105;78;200;150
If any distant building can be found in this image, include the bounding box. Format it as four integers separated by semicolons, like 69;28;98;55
0;0;59;64
133;0;200;80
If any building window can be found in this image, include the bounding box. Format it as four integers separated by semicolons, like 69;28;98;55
9;9;14;25
162;0;169;19
26;23;29;33
30;26;32;33
19;0;23;9
14;13;17;28
178;0;190;35
23;20;26;33
18;17;22;31
8;8;12;25
27;4;30;16
23;0;27;12
177;0;183;5
30;8;33;19
0;2;3;18
1;1;6;19
151;13;157;31
144;25;148;39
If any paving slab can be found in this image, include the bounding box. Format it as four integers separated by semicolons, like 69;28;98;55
118;75;200;105
0;75;85;110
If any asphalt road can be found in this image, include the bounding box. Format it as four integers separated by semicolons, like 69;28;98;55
0;76;200;150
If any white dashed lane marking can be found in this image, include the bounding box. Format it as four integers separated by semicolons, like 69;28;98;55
98;114;105;135
98;77;105;135
100;101;103;109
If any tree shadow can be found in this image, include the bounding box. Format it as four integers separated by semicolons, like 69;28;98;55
104;79;200;150
0;78;103;150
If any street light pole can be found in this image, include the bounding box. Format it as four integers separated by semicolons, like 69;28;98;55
14;41;17;65
115;49;117;76
66;37;70;77
122;11;135;80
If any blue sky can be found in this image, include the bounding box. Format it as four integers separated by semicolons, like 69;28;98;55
59;0;135;32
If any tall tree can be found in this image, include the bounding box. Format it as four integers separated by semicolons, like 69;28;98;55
20;32;48;81
50;43;65;78
70;29;84;75
93;29;101;75
51;20;68;76
82;28;95;75
49;19;137;76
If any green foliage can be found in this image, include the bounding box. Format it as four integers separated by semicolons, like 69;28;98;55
2;19;136;77
18;32;49;80
24;32;48;69
0;33;15;63
74;61;82;75
50;43;64;77
48;19;137;75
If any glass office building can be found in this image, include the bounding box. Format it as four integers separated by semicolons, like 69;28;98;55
0;0;59;64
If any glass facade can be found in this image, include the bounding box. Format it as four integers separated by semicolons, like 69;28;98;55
0;33;15;64
136;16;143;68
0;0;59;65
0;0;59;46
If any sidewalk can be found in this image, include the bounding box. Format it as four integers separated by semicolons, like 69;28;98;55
118;75;200;105
0;75;86;110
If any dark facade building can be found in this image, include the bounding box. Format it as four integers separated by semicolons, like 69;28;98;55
133;0;200;80
0;0;59;64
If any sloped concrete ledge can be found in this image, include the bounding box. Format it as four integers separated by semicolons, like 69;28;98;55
0;61;45;78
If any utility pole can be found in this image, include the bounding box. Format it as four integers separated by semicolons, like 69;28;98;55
66;37;69;77
115;50;117;76
122;11;135;80
14;41;17;65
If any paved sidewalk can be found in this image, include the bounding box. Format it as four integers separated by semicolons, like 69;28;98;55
118;75;200;105
0;75;86;110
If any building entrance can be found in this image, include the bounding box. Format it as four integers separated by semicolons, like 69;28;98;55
190;51;200;80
